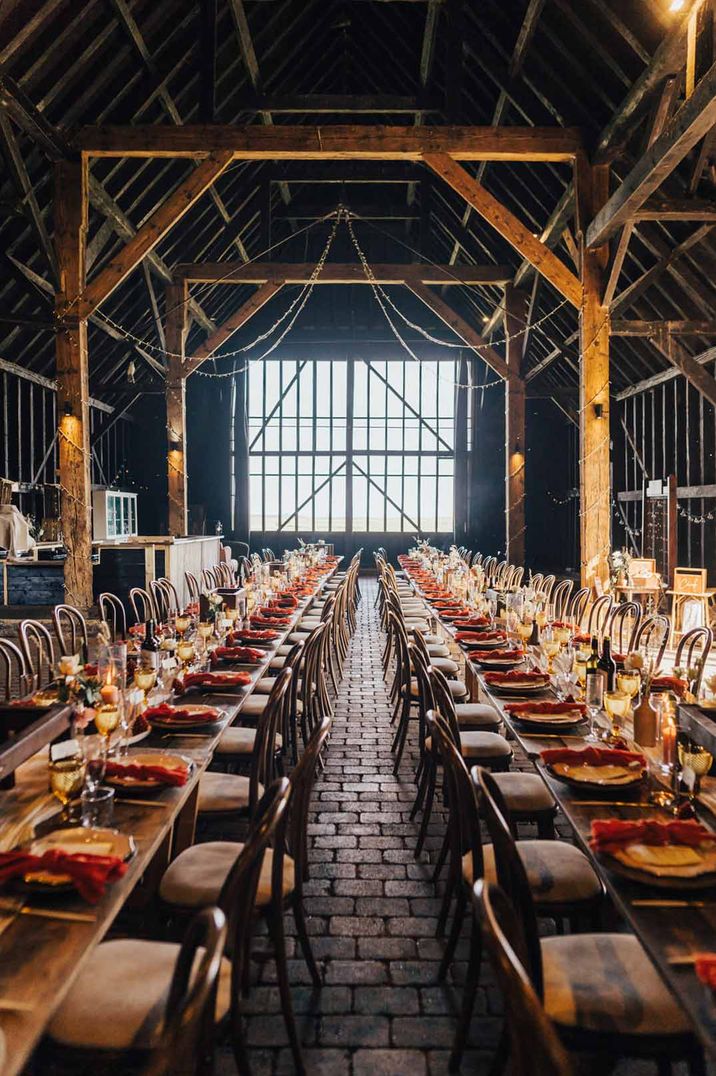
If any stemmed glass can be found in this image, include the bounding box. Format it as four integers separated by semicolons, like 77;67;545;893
48;754;86;819
603;689;631;744
584;675;604;741
616;669;641;707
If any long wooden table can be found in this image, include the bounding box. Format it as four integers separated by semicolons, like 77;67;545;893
405;574;716;1059
0;559;339;1075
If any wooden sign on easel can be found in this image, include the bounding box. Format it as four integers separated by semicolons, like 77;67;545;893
642;475;677;588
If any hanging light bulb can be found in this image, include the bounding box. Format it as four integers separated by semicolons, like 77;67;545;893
669;0;685;10
127;359;136;384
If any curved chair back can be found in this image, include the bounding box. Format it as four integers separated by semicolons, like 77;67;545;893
606;600;641;655
286;716;332;885
250;670;292;814
52;604;88;662
474;881;573;1076
540;575;556;604
0;639;34;700
184;571;200;603
633;614;670;668
675;627;713;693
98;592;127;642
567;586;591;628
586;594;613;637
550;579;573;622
19;619;56;686
129;586;156;625
142;906;227;1076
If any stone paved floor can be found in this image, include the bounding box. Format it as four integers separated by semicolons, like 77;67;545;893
215;579;686;1076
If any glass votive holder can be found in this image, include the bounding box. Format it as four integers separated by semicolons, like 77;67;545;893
81;785;115;829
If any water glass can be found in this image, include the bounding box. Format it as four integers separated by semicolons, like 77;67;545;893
584;675;604;741
80;785;115;829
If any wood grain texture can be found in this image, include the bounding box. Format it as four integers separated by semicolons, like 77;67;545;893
165;281;188;537
175;262;514;285
504;286;528;565
184;282;284;375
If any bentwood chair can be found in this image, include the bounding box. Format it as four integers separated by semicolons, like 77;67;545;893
18;619;56;686
46;906;228;1076
474;882;573;1076
586;594;613;637
185;571;200;603
551;579;573;621
0;638;34;699
606;600;641;656
429;713;602;1003
98;592;127;642
475;766;702;1076
675;626;713;693
633;614;670;668
540;574;556;604
52;604;89;661
196;670;291;820
129;586;157;625
566;586;591;630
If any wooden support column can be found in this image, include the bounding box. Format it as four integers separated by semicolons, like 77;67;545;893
54;158;93;607
166;281;188;536
454;351;470;546
577;161;610;589
504;285;528;565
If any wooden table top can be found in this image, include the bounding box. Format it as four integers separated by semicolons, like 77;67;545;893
0;560;339;1075
408;580;716;1058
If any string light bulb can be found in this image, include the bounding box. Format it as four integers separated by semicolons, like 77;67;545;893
669;0;685;11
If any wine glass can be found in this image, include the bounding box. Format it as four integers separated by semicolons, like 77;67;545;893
94;702;121;757
197;621;214;653
517;620;533;646
542;638;560;673
175;614;191;638
81;734;106;793
177;640;195;673
678;741;714;798
604;689;631;743
616;670;641;706
49;755;86;818
584;675;604;741
553;625;571;647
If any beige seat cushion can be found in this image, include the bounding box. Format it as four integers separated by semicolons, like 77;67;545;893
425;731;511;759
159;841;295;909
215;726;282;755
429;656;459;675
275;644;292;656
542;934;690;1035
454;703;502;729
48;939;231;1050
463;840;601;904
409;678;468;700
427;644;451;658
198;771;262;813
492;771;556;812
253;677;279;694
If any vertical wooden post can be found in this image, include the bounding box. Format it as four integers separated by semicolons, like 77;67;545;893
55;158;93;607
232;361;250;541
454;350;469;546
166;280;188;536
577;160;611;589
504;285;528;565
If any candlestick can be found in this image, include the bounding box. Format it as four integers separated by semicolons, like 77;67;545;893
662;717;677;769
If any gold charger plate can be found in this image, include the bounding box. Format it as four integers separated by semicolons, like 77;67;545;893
104;751;192;790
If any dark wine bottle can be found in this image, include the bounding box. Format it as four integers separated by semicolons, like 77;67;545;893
598;635;616;692
585;636;600;682
140;618;159;671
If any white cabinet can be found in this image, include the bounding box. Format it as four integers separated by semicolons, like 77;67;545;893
92;489;138;540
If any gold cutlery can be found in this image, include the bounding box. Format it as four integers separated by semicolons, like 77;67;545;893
115;798;168;808
632;899;716;909
571;800;654;807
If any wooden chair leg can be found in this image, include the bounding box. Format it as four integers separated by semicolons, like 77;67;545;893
438;884;467;980
292;892;322;988
266;907;305;1075
449;912;483;1070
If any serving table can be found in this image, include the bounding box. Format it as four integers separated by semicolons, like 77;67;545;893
405;574;716;1058
0;557;340;1075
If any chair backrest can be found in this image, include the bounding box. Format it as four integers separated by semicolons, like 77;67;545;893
142;906;227;1076
633;614;670;667
286;715;332;884
606;600;641;654
184;571;200;603
540;574;556;603
52;604;88;661
586;594;613;636
474;881;573;1076
566;586;591;628
426;710;485;881
550;579;573;621
298;623;328;741
129;586;156;625
98;592;127;642
19;619;56;686
675;626;713;692
250;669;292;812
0;638;33;700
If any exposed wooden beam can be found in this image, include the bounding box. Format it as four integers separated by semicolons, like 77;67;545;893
616;345;716;399
635;196;716;221
175;262;514;285
165;281;188;537
82;151;233;314
242;94;441;114
425;153;582;307
587;60;716;248
404;275;510;380
0;111;58;284
183;282;284;376
74;124;583;161
504;285;528;564
651;331;716;408
54;158;93;607
610;223;714;315
612;319;716;336
0;355;116;413
200;0;217;123
509;0;545;78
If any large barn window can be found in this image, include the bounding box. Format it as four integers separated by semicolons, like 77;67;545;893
248;358;456;534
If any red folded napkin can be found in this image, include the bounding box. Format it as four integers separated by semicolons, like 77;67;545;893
549;621;577;630
257;610;291;623
471;648;524;661
104;760;189;786
590;818;716;855
453;617;491;630
572;633;590;644
211;646;264;664
484;670;549;684
250;615;290;627
228;628;280;642
145;702;217;723
455;630;507;644
275;594;298;609
506;700;587;716
695;954;716;990
541;746;645;768
651;676;688;697
176;671;251;691
0;849;126;903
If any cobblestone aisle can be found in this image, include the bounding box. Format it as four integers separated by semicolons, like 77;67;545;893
236;579;495;1076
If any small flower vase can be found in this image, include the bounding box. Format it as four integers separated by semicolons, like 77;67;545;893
633;693;658;748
